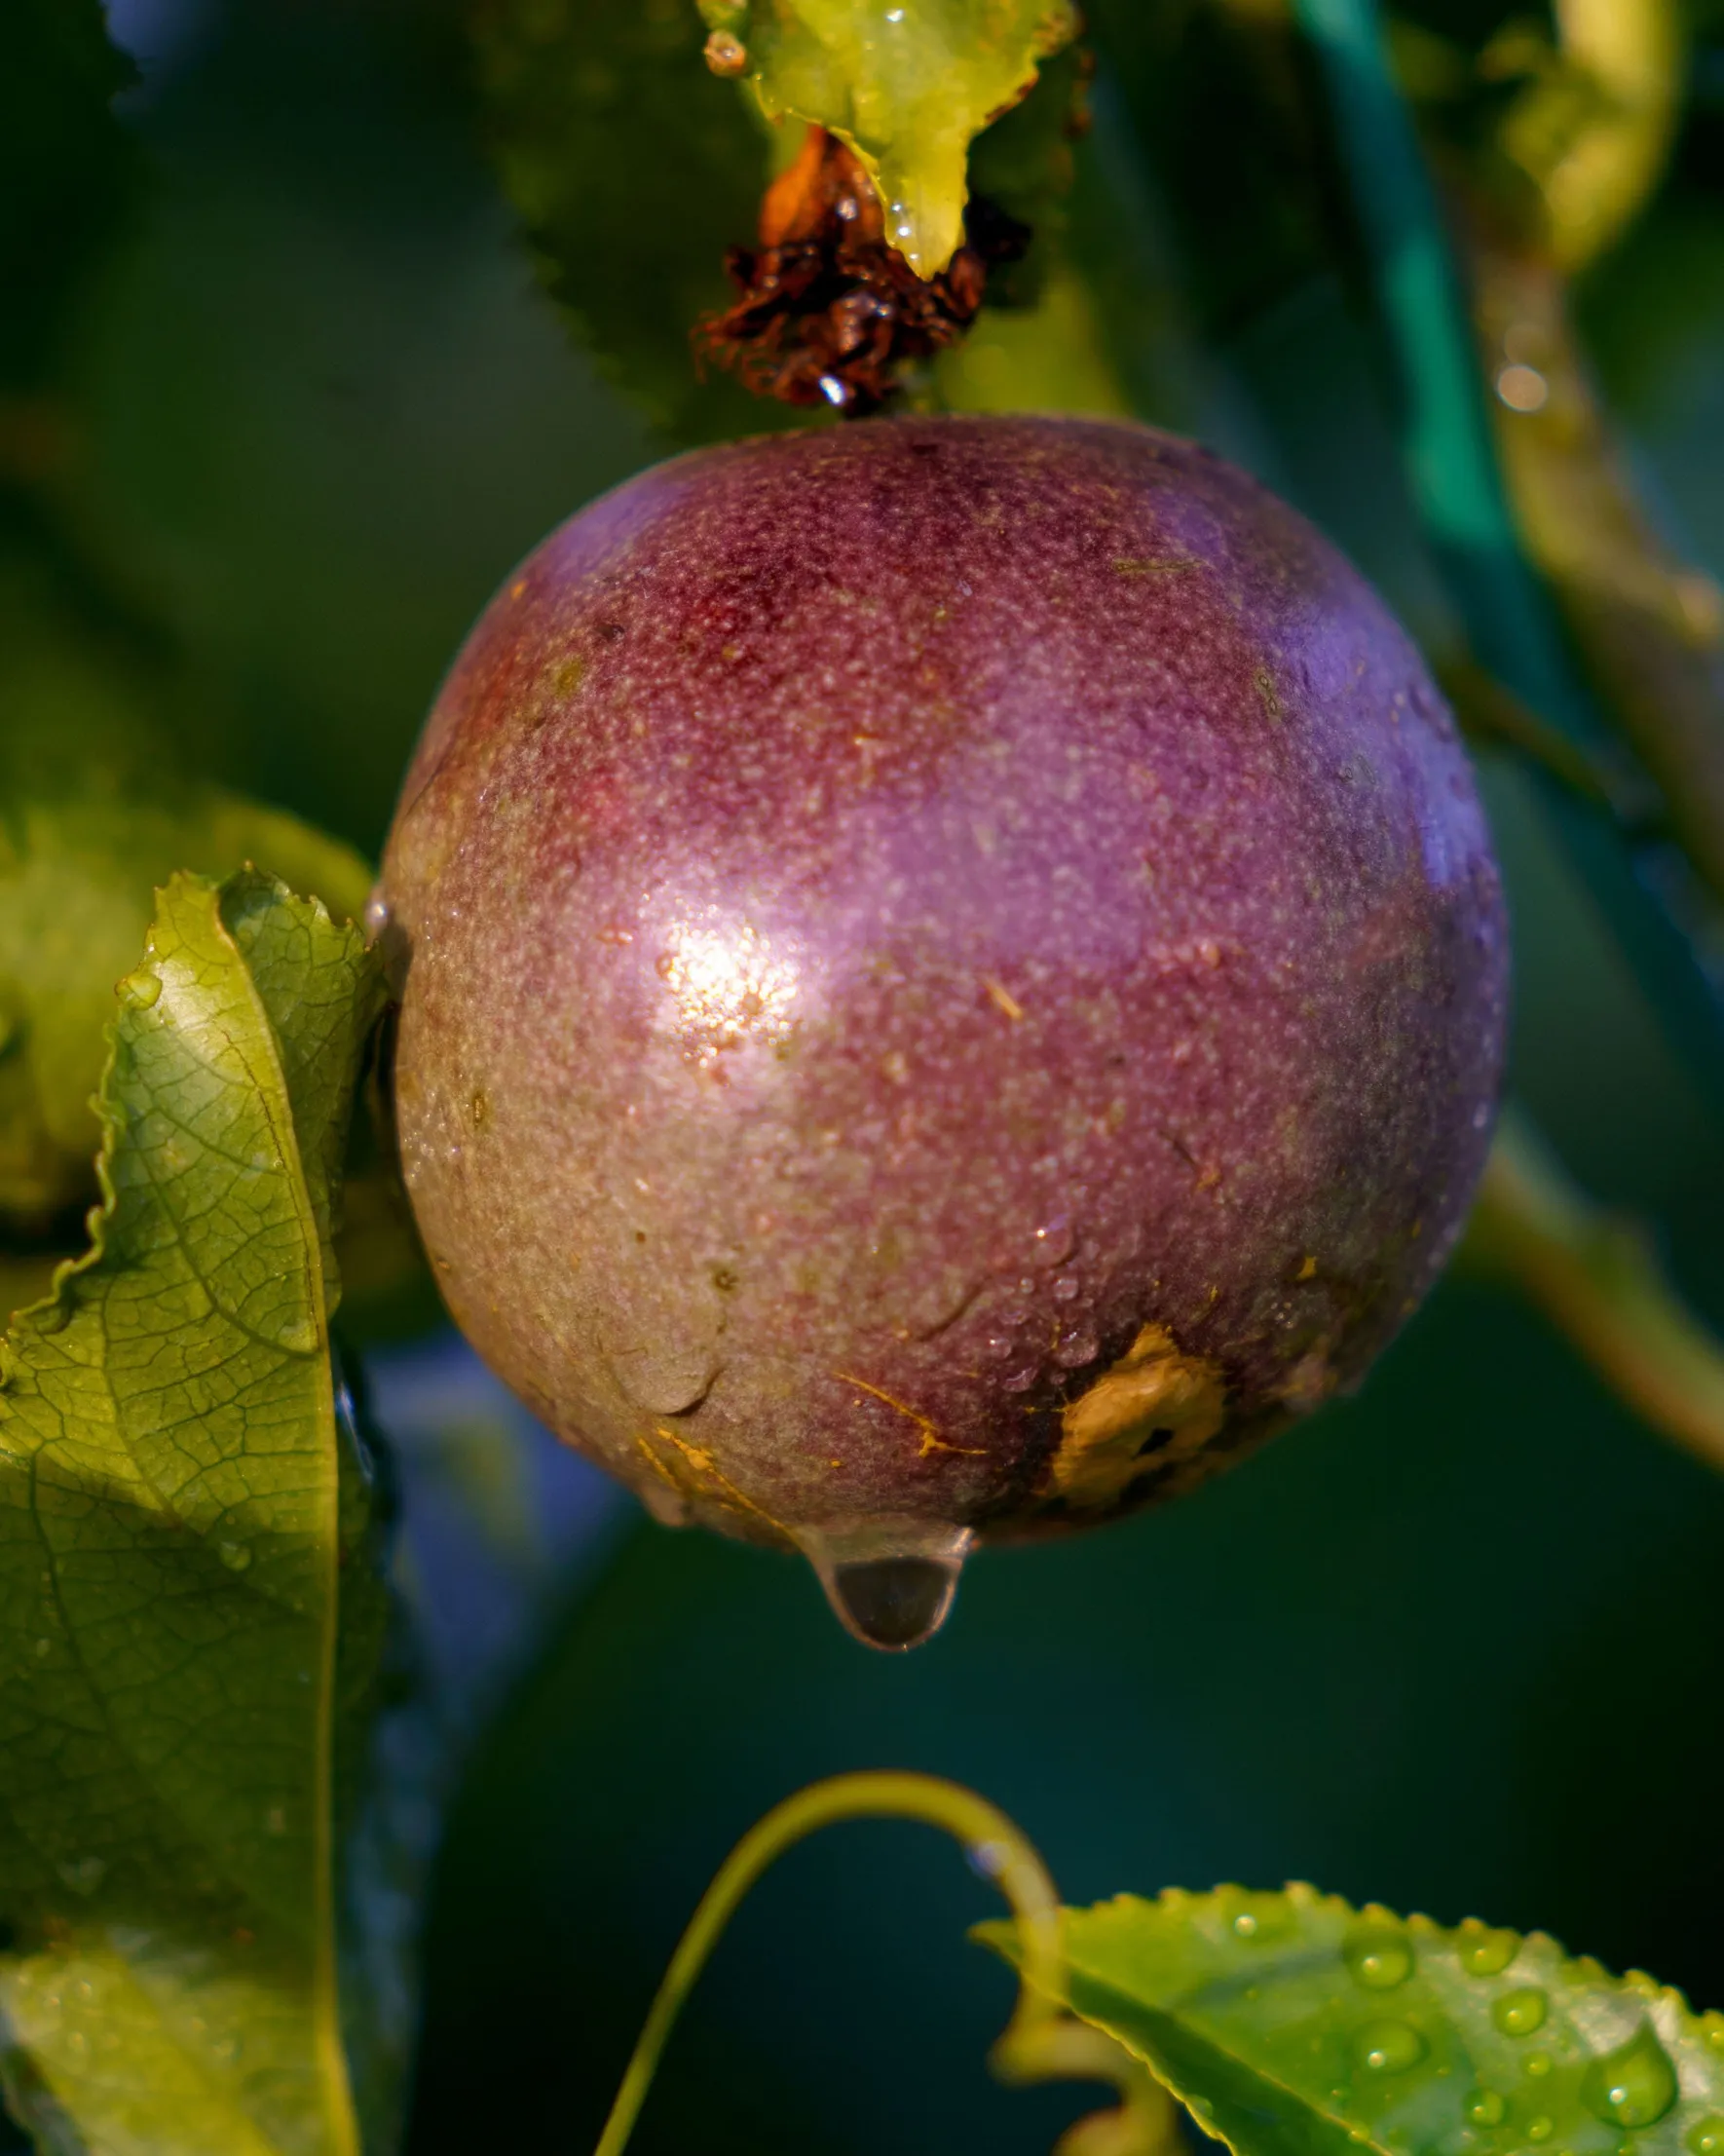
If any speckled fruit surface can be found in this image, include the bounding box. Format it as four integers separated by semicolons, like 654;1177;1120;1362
382;414;1507;1599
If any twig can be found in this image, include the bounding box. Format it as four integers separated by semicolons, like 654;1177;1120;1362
1289;0;1724;1097
1463;1115;1724;1478
1436;651;1650;818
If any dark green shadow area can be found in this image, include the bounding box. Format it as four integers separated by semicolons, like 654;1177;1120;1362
406;1276;1724;2156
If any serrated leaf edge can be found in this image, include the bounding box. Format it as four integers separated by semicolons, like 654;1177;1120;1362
0;865;367;2156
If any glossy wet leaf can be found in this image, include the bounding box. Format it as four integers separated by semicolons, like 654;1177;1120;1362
0;656;373;1223
982;1885;1724;2156
0;870;390;2156
472;0;796;445
706;0;1080;276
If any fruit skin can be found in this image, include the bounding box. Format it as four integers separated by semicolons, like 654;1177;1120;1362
382;414;1507;1554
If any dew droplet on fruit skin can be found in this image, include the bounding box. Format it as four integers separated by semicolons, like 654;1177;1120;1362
797;1520;973;1650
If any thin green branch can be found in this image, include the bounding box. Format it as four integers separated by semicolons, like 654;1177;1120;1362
591;1771;1068;2156
1436;651;1651;818
1464;1115;1724;1477
1289;0;1724;1099
1470;236;1724;923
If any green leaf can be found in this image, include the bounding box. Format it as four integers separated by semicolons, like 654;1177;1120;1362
0;650;374;1224
472;0;799;445
981;1886;1724;2156
0;870;390;2156
705;0;1081;276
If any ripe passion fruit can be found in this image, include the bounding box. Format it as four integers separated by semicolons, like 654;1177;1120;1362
381;416;1507;1647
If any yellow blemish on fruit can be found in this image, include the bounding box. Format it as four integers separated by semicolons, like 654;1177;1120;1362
634;1433;686;1498
1254;666;1282;720
834;1372;984;1458
1048;1324;1226;1507
1296;1254;1317;1281
1111;555;1197;577
638;1425;789;1534
983;976;1025;1022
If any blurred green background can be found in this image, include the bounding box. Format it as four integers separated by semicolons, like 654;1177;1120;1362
31;0;1724;2147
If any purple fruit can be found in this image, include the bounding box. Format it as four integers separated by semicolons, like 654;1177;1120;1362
381;415;1507;1647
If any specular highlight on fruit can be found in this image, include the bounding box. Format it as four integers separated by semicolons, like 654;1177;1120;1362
381;415;1509;1647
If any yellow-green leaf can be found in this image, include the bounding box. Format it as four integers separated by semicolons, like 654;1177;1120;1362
982;1886;1724;2156
0;639;373;1225
704;0;1081;275
0;870;389;2156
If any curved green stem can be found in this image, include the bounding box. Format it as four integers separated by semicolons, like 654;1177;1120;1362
591;1770;1066;2156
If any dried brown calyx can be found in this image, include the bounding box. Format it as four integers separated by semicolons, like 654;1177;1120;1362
695;125;1030;415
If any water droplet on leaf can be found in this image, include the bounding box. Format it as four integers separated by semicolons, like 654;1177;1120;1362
1346;1924;1414;1990
1493;1987;1548;2036
1353;2021;1426;2076
1466;2090;1507;2126
1685;2117;1724;2155
1527;2119;1554;2143
217;1541;251;1572
1581;2024;1678;2131
1458;1923;1518;1977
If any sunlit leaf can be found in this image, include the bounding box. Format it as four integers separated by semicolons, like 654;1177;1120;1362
705;0;1080;276
0;871;392;2156
0;643;373;1225
983;1885;1724;2156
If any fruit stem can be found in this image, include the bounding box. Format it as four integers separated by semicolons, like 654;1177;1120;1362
590;1770;1066;2156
